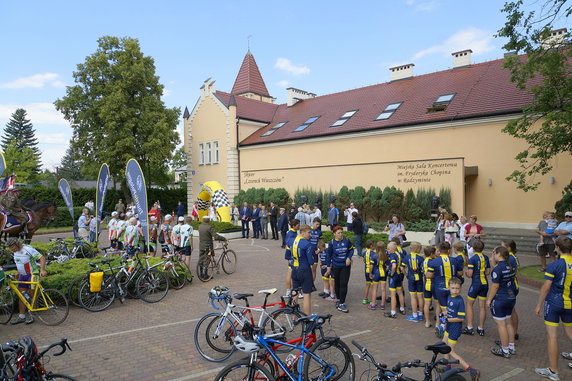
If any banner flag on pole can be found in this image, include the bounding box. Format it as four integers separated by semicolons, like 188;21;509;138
58;179;74;220
125;159;149;251
95;163;109;242
0;152;5;178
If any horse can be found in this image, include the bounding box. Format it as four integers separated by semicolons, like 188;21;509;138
0;201;57;242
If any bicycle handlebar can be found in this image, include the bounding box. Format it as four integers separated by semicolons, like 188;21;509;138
209;295;230;310
39;338;72;358
351;340;365;353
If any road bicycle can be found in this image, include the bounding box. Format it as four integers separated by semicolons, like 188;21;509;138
0;272;69;326
194;287;304;362
196;240;237;282
351;341;467;381
46;238;95;263
77;249;169;312
145;252;192;290
214;314;354;381
1;337;75;380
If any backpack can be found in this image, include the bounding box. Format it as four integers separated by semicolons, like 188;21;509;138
362;222;369;235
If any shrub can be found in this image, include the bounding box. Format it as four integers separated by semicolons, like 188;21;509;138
321;230;388;246
407;219;435;232
439;187;452;211
190;221;239;232
402;189;423;222
555;180;572;220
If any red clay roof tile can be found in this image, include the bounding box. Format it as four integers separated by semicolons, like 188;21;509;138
231;52;271;97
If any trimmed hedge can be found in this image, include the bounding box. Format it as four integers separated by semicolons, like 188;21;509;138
320;230;388;246
190;221;239;233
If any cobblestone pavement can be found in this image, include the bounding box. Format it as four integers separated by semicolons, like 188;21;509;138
1;233;570;380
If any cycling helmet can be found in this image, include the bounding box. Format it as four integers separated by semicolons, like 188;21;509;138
208;286;230;299
233;335;260;353
164;214;172;220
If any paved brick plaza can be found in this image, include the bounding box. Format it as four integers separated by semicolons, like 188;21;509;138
1;233;570;380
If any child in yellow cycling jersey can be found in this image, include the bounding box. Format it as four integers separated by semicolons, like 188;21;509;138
370;241;388;310
423;245;437;328
363;240;376;306
317;240;334;299
384;242;406;318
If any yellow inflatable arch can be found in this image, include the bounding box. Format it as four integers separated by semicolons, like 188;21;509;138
196;181;231;222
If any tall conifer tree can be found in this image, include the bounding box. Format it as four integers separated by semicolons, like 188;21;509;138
1;108;42;175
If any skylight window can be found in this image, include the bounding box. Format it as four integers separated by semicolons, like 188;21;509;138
293;116;320;133
330;110;358;127
427;93;455;113
375;102;402;121
261;121;287;137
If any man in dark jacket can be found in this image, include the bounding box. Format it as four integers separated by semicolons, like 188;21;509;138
239;202;251;238
269;202;279;240
277;208;289;248
251;204;261;239
176;201;185;218
198;217;227;279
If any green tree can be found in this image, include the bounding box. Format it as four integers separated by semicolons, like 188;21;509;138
57;144;85;181
496;1;572;191
54;36;180;190
337;186;351;209
1;108;42;176
402;189;423;222
349;186;366;216
555;180;572;219
364;186;383;222
3;141;38;183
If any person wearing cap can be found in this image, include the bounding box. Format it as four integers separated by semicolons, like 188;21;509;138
108;211;119;247
124;217;142;248
89;214;97;243
77;208;92;242
177;216;194;268
148;215;159;255
171;216;186;250
555;212;572;239
115;213;127;250
8;238;46;325
159;214;173;254
148;203;161;224
198;216;226;279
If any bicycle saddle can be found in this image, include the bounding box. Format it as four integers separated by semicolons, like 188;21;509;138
425;342;451;355
257;288;277;295
233;293;254;300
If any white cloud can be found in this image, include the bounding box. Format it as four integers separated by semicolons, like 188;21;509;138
0;103;68;125
274;58;310;76
163;88;172;97
405;0;415;5
416;1;440;11
36;132;67;145
39;146;68;170
0;73;65;89
412;27;495;60
277;80;289;87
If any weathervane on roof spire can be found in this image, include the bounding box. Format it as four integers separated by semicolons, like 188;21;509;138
247;35;252;53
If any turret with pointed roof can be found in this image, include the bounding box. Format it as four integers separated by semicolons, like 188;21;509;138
231;51;275;104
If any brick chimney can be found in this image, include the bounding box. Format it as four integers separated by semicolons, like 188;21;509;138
541;28;568;49
389;64;414;81
287;87;316;107
452;49;472;68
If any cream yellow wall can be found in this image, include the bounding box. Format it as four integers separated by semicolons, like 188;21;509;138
239;118;572;227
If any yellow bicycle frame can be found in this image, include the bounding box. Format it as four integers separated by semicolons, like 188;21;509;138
8;278;50;312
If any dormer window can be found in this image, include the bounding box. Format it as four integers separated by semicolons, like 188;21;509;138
261;121;287;137
427;93;455;112
293;116;320;132
331;110;357;127
375;102;402;120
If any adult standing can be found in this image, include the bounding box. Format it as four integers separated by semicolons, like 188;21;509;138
313;205;322;221
84;199;94;212
352;212;364;257
115;199;125;214
198;216;227;279
288;202;297;221
77;208;92;241
465;215;486;257
295;207;307;226
251;203;261;238
208;205;218;222
555;211;572;239
536;211;557;271
325;226;354;313
278;208;289;248
178;216;194;269
176;201;185;219
344;203;358;232
148;203;161;223
259;205;269;239
230;203;239;225
191;201;199;221
385;214;406;244
327;203;339;230
239;202;251;238
269;202;279;240
158;214;173;254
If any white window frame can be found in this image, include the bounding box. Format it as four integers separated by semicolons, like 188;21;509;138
206;142;212;164
213;141;219;164
199;143;205;165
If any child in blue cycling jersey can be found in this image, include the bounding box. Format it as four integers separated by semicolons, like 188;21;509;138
463;240;490;337
444;277;480;381
363;240;376;306
402;241;424;322
423;245;437;328
452;241;467;284
502;239;520;341
317;240;334;299
370;241;388;310
384;242;406;318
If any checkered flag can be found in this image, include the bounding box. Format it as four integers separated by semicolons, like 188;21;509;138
212;189;230;208
196;198;209;211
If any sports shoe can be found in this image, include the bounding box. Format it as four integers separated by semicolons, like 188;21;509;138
425;321;432;328
535;367;560;381
384;312;396;319
462;327;475;336
399;309;406;315
494;341;516;355
368;303;377;310
362;299;370;304
477;328;485;336
318;291;327;297
25;313;34;325
325;295;338;302
435;325;444;339
406;315;419;322
379;304;385;310
490;347;510;358
561;352;572;360
10;315;26;325
469;368;481;381
337;303;349;313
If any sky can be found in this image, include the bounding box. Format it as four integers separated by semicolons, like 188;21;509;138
0;0;563;171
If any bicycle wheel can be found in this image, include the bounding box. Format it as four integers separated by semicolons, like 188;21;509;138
116;270;139;299
214;359;273;381
221;249;237;275
136;269;169;303
194;312;237;362
168;263;187;290
74;244;93;259
78;278;115;312
303;338;354;381
34;288;69;326
196;256;214;282
262;307;304;351
67;275;87;307
45;374;78;380
0;287;14;324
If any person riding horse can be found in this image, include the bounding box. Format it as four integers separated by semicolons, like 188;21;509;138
0;189;29;230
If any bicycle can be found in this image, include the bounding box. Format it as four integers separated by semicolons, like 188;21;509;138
0;272;69;326
214;314;354;381
196;240;237;282
194;287;304;362
351;341;467;381
1;337;76;380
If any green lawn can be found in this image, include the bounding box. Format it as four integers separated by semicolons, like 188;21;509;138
36;226;73;234
519;265;545;283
